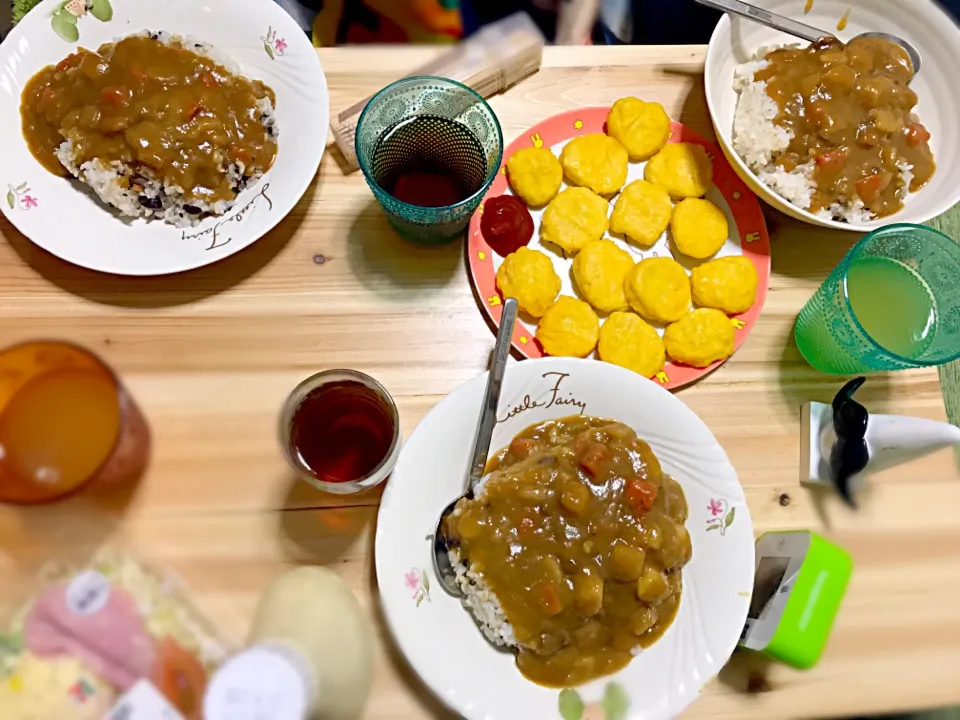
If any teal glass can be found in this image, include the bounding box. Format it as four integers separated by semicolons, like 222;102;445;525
795;223;960;374
355;76;503;246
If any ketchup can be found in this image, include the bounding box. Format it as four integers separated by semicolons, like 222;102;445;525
480;195;534;257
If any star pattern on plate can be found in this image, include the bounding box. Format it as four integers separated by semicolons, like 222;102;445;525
574;119;583;130
477;203;484;215
518;335;528;344
477;251;487;261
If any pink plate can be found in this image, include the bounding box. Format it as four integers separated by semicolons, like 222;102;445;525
466;107;771;391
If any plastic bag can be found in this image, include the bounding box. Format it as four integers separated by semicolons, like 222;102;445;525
0;547;233;719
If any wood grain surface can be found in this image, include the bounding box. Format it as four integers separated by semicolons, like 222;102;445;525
1;45;959;719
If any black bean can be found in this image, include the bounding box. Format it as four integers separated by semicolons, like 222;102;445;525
139;195;162;209
182;204;202;215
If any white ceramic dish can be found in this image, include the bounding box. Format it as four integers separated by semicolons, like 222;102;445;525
705;0;960;231
0;0;328;275
375;357;754;720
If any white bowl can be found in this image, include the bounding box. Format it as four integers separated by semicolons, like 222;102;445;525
0;0;328;275
375;357;754;720
705;0;960;232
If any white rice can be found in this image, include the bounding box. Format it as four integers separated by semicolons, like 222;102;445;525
448;545;517;648
732;48;913;224
54;31;278;228
445;471;520;648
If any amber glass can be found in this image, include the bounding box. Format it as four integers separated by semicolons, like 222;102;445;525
0;341;148;503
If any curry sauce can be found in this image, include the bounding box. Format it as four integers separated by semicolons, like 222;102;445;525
20;34;277;203
445;417;691;687
756;36;934;218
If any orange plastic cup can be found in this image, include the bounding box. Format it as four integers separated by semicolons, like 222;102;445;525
0;341;149;504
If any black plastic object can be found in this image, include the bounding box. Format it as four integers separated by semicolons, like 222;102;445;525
829;377;870;506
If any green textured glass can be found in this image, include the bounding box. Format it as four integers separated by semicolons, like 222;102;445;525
795;223;960;374
355;76;503;246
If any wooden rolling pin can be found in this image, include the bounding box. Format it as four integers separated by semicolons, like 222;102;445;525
331;12;545;172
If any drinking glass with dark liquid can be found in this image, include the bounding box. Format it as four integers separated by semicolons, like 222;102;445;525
356;76;503;246
279;370;401;494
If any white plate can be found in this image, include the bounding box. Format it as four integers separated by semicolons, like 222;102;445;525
0;0;328;275
375;357;755;720
705;0;960;231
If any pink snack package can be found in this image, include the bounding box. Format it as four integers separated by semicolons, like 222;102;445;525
1;547;233;719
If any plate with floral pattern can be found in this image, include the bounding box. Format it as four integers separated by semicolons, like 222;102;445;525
376;356;754;720
467;108;771;391
0;0;327;275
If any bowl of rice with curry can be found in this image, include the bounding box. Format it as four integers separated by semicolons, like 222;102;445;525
0;0;328;276
705;0;960;231
22;31;278;228
375;357;756;720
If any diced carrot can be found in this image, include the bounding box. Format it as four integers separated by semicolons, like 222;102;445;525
579;442;609;477
904;122;930;147
854;171;892;203
182;100;202;121
37;86;57;112
626;478;658;512
55;52;83;73
815;148;847;174
538;581;563;616
509;437;538;459
100;85;131;107
150;636;207;720
201;72;219;88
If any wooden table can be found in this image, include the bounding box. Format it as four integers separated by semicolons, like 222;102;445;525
2;45;960;720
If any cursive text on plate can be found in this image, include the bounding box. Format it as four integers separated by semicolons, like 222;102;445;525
497;372;586;424
180;183;273;251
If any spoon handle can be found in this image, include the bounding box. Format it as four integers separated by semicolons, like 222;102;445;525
466;297;518;492
694;0;829;43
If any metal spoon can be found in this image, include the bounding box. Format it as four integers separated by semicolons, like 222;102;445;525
431;297;518;599
696;0;921;75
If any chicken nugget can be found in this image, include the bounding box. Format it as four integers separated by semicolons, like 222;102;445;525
506;146;563;207
644;143;714;200
572;239;635;313
625;257;691;324
691;256;759;314
609;180;673;247
598;311;666;378
496;247;562;318
537;296;600;357
540;187;610;255
606;97;672;161
664;308;735;368
671;198;729;259
560;134;628;195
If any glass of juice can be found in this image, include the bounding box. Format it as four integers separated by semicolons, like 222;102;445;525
355;76;503;246
794;224;960;374
0;341;150;503
279;370;401;494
